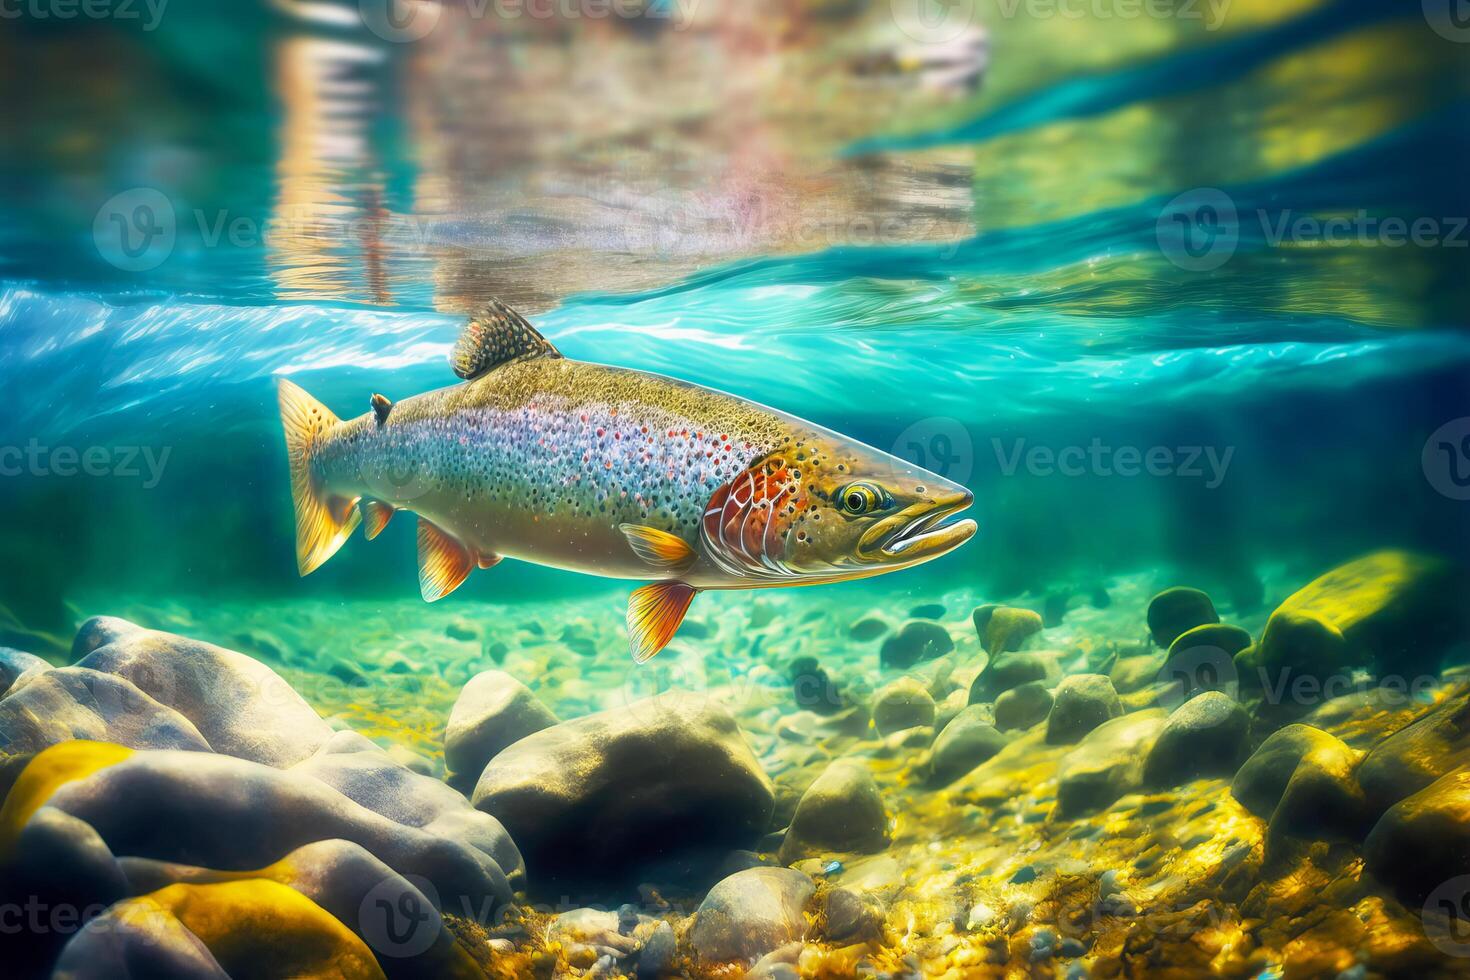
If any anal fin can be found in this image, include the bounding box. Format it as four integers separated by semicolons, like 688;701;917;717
626;582;699;664
361;499;397;541
418;518;474;602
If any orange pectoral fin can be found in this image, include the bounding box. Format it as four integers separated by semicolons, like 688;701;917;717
361;499;397;541
418;518;473;602
626;582;699;664
618;523;696;572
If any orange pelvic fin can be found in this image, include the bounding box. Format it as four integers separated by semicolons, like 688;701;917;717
626;582;699;664
360;499;397;541
618;524;697;572
418;518;474;602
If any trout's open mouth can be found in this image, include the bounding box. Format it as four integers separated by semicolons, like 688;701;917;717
858;490;977;564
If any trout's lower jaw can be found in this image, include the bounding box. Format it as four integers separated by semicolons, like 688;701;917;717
857;490;977;564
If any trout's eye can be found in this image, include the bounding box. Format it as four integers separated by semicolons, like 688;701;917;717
836;482;885;515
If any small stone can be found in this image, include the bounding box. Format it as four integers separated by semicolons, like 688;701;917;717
787;656;846;715
981;607;1044;655
1231;724;1367;840
637;921;677;978
823;888;883;942
910;603;946;620
969;652;1048;704
1146;587;1219;648
690;867;814;965
1356;685;1470;815
993;681;1053;732
446;617;480;641
879;621;954;671
870;678;936;736
927;706;1007;785
1109;652;1166;694
849;617;889;642
779;760;888;863
1011;865;1037;884
444;670;557;788
1143;692;1251;788
1167;623;1252;659
1365;768;1470;903
1056;710;1167;818
1046;674;1123;745
966;902;998;930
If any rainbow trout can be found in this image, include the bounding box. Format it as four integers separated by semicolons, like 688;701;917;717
279;300;976;661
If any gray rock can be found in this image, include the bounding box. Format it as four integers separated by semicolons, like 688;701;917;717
690;867;814;965
1143;692;1251;787
823;887;884;942
969;652;1048;704
51;905;230;980
993;681;1054;732
37;748;512;913
879;621;954;671
72;617;332;768
1146;587;1219;648
1046;674;1123;745
1356;685;1470;816
444;669;557;787
1230;724;1367;841
1365;768;1470;903
0;646;49;695
1109;652;1166;694
927;706;1007;785
779;760;888;863
473;693;773;897
0;667;213;756
870;678;936;736
1056;710;1167;817
637;920;678;978
849;617;889;642
292;730;525;889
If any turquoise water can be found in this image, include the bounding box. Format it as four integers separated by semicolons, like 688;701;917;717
3;2;1470;976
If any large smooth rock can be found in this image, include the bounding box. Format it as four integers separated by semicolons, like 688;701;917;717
0;667;212;756
1365;768;1470;904
690;867;814;965
117;840;479;980
72;617;332;768
1255;551;1467;680
52;879;384;980
869;677;936;736
1056;709;1167;818
778;760;888;863
1146;588;1219;648
0;646;49;696
993;681;1053;732
443;670;557;787
1143;692;1251;788
1230;724;1367;841
879;621;954;671
21;743;512;913
926;706;1007;785
472;694;773;896
1045;674;1123;745
1356;685;1470;815
292;730;524;889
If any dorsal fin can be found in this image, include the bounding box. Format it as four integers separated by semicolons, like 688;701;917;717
370;393;392;425
451;299;561;380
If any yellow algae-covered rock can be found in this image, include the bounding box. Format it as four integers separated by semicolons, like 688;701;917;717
54;879;387;980
1255;551;1466;679
778;759;889;863
0;739;132;855
976;606;1043;655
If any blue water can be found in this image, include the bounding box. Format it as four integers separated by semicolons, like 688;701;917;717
1;0;1468;628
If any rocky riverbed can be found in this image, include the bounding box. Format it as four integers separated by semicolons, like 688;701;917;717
3;549;1470;978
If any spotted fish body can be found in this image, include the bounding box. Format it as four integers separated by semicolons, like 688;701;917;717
279;301;976;661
